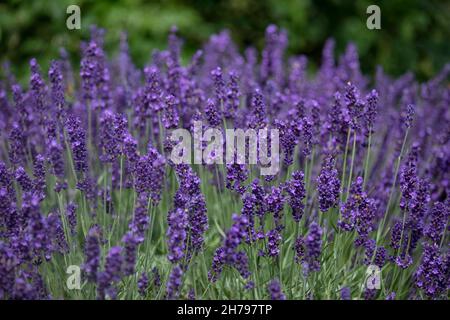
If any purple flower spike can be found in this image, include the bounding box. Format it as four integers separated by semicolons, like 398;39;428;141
137;272;149;297
317;155;340;213
166;208;188;264
166;266;183;300
415;243;448;298
82;226;101;283
268;279;286;300
97;246;123;300
285;171;306;222
205;98;222;127
122;232;138;276
162;94;180;129
65;115;88;174
303;221;322;273
340;287;351;300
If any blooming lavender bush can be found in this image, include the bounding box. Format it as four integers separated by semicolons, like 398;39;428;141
0;25;448;300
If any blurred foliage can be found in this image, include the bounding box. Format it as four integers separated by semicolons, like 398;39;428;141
0;0;448;82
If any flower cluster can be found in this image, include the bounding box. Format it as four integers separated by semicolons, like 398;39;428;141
0;23;448;301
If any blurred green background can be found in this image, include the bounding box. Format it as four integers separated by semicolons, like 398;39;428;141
0;0;449;82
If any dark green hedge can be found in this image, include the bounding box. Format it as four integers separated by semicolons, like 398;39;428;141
0;0;448;81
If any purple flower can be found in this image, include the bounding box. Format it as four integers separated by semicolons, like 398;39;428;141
208;247;225;282
29;58;47;122
188;288;196;300
266;227;282;257
240;194;258;243
143;65;164;112
166;266;182;300
152;267;161;288
364;239;386;267
326;92;347;143
12;272;38;300
268;279;286;300
211;67;226;103
374;246;387;268
8;123;26;166
402;103;415;129
399;145;419;212
99;111;127;163
233;251;251;279
285;171;306;222
123;133;139;166
129;195;150;243
317;155;340;213
97;246;123;300
386;292;396;300
66;202;77;235
289;56;308;97
1;23;449;302
166;208;188;264
415;243;448;298
425;201;449;244
294;236;305;264
48;60;65;116
344;82;363;131
32;154;46;198
15;167;33;192
408;177;430;227
304;221;322;273
22;192;53;260
185;193;208;252
134;146;166;204
0;242;18;299
310;100;322;144
340;287;351;300
173;165;208;253
82;226;101;282
80;40;100;102
265;186;285;226
364;288;377;300
162;94;180;129
46;212;68;254
223;214;248;261
137;272;149;297
122;232;138;276
395;253;413;269
244;281;255;290
364;89;378;134
249;89;267;129
166;54;182;99
390;219;403;250
275;119;297;166
65;115;88;173
224;70;240;119
48;139;64;178
260;24;287;85
226;163;248;195
208;214;248;282
300;116;313;157
205;98;221;127
339;177;377;245
76;177;97;204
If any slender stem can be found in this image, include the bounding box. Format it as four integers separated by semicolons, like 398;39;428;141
375;128;409;246
340;128;351;202
346;130;357;200
363;130;372;189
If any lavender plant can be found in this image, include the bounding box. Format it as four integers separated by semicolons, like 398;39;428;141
0;25;448;300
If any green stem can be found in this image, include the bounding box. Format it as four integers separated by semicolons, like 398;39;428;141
346;130;357;201
363;130;372;189
340;128;351;203
375;128;409;246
